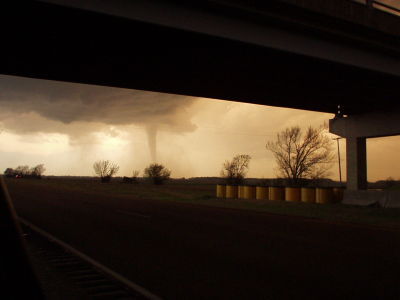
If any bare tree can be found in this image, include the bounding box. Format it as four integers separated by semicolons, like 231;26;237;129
93;160;119;182
30;164;46;178
132;170;140;183
124;170;140;184
220;154;251;185
132;170;140;178
266;125;334;184
15;165;30;177
144;163;171;185
4;168;15;177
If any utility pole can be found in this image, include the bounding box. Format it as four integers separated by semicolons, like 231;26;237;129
333;137;342;184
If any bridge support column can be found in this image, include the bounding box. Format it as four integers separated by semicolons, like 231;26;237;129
330;111;400;191
346;137;367;190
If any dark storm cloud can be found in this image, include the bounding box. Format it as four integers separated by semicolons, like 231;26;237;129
0;75;197;133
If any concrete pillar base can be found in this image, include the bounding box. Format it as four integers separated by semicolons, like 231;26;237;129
346;137;367;190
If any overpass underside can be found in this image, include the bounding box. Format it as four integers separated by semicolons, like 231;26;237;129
1;0;400;200
2;1;400;114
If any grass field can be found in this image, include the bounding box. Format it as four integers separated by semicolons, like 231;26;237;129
6;177;400;230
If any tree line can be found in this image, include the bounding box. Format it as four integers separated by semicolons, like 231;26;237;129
220;125;334;185
3;124;334;185
4;164;46;179
93;160;171;185
104;124;333;186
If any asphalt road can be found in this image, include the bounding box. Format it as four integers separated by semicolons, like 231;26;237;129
7;182;400;299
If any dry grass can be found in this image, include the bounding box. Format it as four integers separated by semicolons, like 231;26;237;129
6;177;400;230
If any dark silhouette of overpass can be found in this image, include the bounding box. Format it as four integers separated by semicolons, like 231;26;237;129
1;0;400;115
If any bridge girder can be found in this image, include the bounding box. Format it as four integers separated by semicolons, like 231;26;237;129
1;0;400;115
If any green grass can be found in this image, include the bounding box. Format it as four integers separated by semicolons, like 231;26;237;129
6;178;400;230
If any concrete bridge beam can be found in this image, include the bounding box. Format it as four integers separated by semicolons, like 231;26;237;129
330;111;400;191
329;112;400;139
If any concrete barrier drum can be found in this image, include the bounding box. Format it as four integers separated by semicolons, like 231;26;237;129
244;186;256;199
256;186;269;200
238;186;245;199
301;187;316;203
226;185;238;198
316;187;334;204
269;187;284;201
333;187;345;203
285;187;301;202
216;185;226;198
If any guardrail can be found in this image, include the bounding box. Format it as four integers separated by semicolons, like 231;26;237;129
20;218;162;300
352;0;400;15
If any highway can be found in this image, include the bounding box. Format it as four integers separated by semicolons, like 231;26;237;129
7;181;400;299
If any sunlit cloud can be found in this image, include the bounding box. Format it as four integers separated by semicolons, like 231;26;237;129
0;131;70;155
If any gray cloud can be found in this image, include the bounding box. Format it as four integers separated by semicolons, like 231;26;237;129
0;75;197;133
0;75;198;160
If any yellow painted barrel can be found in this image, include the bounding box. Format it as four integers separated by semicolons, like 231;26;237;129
269;187;285;201
333;187;345;203
285;187;301;202
301;187;316;203
243;186;256;199
316;187;334;204
256;186;269;200
226;185;238;199
238;186;245;199
216;185;226;198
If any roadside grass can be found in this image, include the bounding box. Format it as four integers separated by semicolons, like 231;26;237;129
6;178;400;229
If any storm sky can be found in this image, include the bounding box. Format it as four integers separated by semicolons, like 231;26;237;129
0;75;398;181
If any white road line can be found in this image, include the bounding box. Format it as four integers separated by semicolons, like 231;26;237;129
115;209;151;219
18;217;162;300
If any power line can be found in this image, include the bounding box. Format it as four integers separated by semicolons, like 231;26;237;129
333;137;343;183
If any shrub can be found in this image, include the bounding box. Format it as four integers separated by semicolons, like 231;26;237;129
93;160;119;183
144;163;171;185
